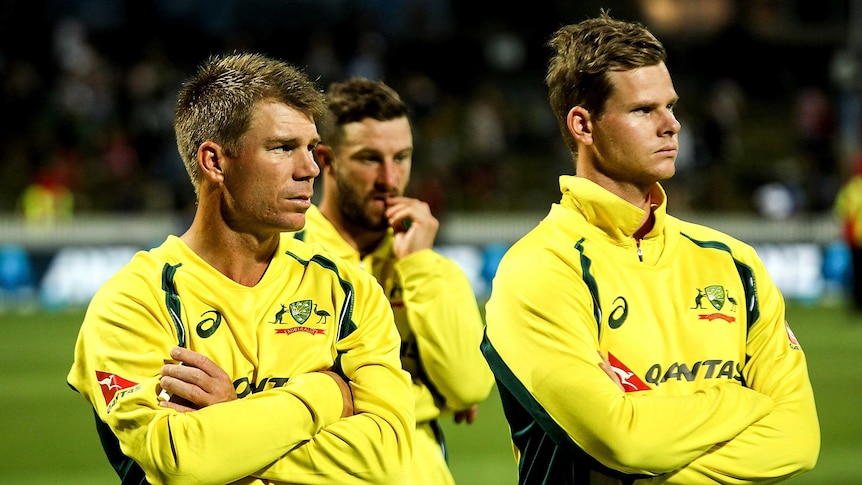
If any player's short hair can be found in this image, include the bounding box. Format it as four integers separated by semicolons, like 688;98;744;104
546;10;666;153
174;52;325;194
317;77;411;150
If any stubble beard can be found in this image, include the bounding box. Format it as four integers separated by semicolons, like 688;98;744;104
336;177;390;231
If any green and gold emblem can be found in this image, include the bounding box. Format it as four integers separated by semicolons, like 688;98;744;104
289;300;312;324
705;285;726;311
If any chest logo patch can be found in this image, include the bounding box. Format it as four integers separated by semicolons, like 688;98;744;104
691;285;737;323
287;300;312;324
389;284;404;309
607;296;628;329
272;300;330;335
284;300;331;325
704;285;725;310
196;309;222;338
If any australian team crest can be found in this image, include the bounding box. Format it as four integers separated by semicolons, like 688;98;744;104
705;285;726;310
289;300;312;324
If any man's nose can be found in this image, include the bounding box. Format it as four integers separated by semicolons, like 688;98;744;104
378;160;399;187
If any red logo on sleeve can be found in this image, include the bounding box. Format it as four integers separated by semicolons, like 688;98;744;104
608;353;651;392
785;321;801;349
95;371;139;405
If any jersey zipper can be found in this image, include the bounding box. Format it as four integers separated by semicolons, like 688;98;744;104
636;239;643;262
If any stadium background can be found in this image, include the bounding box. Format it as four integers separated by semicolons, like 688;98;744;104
1;0;860;483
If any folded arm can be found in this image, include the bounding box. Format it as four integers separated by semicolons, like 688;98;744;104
397;250;494;411
656;261;819;484
484;264;775;477
69;275;413;485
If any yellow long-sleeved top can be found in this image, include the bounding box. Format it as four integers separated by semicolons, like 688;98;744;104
67;234;414;485
295;205;494;484
481;176;820;484
833;174;862;247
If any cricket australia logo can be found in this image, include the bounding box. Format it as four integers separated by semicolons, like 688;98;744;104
390;284;404;309
272;300;329;335
705;285;725;310
692;285;736;323
288;300;313;324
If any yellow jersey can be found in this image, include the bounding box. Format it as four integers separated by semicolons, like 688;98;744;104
68;234;414;485
296;205;493;485
482;176;820;484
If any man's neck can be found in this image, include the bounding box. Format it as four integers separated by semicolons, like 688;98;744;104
181;217;278;287
632;190;657;240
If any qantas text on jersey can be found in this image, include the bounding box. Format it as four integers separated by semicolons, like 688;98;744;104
642;359;742;386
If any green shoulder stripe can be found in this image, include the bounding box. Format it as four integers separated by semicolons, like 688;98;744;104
284;250;358;341
574;238;603;338
161;262;186;347
680;233;760;330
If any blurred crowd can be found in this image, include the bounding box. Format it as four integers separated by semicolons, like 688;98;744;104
0;0;856;222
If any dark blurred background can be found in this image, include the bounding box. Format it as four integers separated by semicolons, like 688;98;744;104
1;0;859;220
2;7;858;484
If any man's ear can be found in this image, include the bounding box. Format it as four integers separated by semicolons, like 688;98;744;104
199;141;224;183
314;144;335;172
566;106;593;145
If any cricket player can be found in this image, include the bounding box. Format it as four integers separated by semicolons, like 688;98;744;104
481;11;820;484
296;77;494;484
67;53;414;485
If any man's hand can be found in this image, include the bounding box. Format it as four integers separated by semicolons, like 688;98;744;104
598;351;625;391
385;196;439;259
159;346;236;412
320;370;354;418
454;404;479;424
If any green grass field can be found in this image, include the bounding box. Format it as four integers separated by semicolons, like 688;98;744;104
1;302;859;484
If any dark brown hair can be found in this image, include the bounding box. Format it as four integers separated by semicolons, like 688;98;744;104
317;77;410;149
546;11;666;153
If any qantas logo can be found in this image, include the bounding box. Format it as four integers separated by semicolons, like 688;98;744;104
644;359;742;386
785;320;801;350
607;355;743;389
607;353;650;392
95;371;139;409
